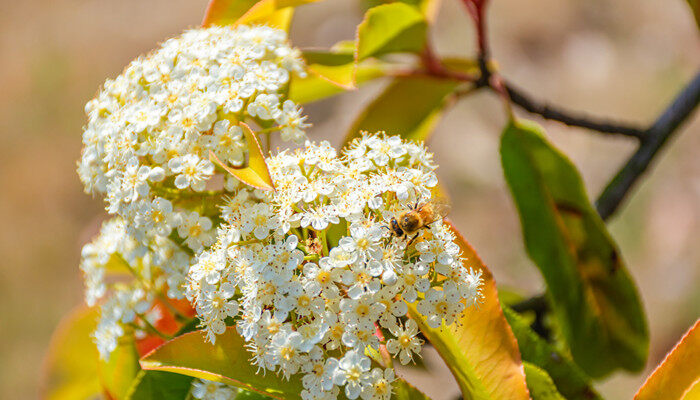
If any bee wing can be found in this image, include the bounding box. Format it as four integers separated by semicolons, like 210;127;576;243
428;196;451;221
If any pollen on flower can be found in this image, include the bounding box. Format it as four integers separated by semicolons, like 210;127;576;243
185;133;484;400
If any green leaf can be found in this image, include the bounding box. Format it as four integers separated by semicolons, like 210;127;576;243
361;1;442;22
499;119;648;377
236;389;277;400
141;327;432;400
685;0;700;30
202;0;321;31
503;307;602;400
407;221;530;400
342;76;459;146
210;122;275;191
140;328;304;400
635;319;700;400
99;336;141;400
356;3;427;62
42;307;103;400
523;363;566;400
288;48;391;104
126;370;194;400
393;379;432;400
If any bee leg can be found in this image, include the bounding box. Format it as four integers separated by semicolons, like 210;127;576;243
406;232;420;247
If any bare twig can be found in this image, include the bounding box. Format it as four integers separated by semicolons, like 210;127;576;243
511;294;551;340
503;82;647;139
596;71;700;220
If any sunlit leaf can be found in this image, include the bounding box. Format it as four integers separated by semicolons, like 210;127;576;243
503;307;602;400
523;363;566;400
210;122;275;191
393;379;432;400
99;336;141;400
356;3;427;62
140;328;304;399
202;0;321;31
42;307;103;400
500;119;648;377
141;327;431;400
342;76;459;146
635;319;700;400
126;370;193;400
361;1;442;22
407;221;530;400
681;379;700;400
288;47;392;104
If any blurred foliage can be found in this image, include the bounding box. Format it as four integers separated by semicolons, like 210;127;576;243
500;119;648;376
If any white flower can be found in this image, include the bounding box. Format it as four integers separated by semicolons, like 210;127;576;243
134;197;175;237
334;350;372;400
303;356;338;392
361;368;395;400
268;326;305;378
340;294;385;326
247;93;282;120
177;211;215;252
191;379;238;400
240;203;275;240
386;319;423;365
169;154;215;191
417;288;465;328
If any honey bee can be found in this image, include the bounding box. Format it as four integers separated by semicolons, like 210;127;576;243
389;198;451;243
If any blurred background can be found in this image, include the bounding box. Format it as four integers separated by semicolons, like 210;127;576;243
0;0;698;397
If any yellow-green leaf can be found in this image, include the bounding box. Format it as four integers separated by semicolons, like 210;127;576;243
140;327;432;400
140;328;304;400
500;119;648;377
288;47;392;103
99;336;141;400
210;122;275;191
361;0;442;23
342;76;458;146
356;3;427;62
503;307;602;400
523;363;566;400
202;0;320;31
42;307;103;400
635;319;700;400
407;221;530;400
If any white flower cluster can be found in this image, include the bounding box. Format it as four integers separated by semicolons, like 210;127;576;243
76;25;310;360
78;24;308;250
81;218;191;358
187;134;484;400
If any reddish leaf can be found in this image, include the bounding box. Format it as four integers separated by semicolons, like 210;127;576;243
635;319;700;400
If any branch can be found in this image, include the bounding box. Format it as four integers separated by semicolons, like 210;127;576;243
503;82;647;139
510;294;551;340
595;71;700;220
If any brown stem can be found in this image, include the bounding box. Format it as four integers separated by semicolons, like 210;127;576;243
503;82;646;139
595;71;700;220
